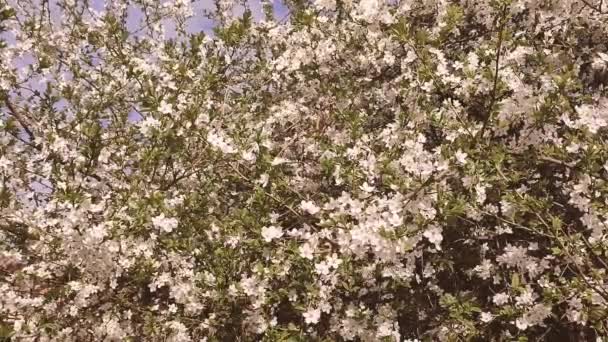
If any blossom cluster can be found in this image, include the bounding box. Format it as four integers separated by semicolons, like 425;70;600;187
1;0;608;340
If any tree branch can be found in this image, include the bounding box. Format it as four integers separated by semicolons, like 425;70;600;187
477;4;509;142
3;98;37;144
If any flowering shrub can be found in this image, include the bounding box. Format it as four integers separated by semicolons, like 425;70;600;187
1;0;608;340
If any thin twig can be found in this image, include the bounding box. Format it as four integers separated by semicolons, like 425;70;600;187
533;211;608;301
580;0;604;13
4;98;37;144
477;4;509;141
508;151;577;169
403;169;450;207
228;162;302;217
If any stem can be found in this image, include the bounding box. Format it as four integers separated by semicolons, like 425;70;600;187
4;98;37;144
477;4;509;142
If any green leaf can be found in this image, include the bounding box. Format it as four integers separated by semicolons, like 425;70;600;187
551;216;562;231
511;272;520;288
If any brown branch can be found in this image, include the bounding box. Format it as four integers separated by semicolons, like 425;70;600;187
0;221;38;240
403;169;450;207
228;162;302;218
580;0;604;13
508;151;577;169
477;4;509;142
3;98;37;144
4;98;116;190
533;211;608;302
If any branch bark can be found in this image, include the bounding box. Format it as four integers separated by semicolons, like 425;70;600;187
477;4;509;142
3;98;37;145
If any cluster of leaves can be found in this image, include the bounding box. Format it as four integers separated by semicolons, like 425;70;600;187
1;0;608;341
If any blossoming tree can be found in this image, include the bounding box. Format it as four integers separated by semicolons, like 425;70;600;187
1;0;608;340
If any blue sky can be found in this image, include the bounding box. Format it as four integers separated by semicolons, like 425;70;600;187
88;0;290;37
2;0;290;119
3;0;289;43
